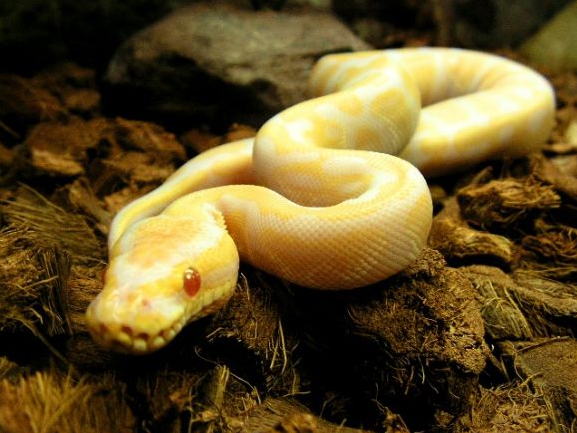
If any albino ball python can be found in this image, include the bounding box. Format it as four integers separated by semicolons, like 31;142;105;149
86;48;555;354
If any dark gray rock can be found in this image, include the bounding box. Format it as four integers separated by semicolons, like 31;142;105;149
104;1;370;130
450;0;571;48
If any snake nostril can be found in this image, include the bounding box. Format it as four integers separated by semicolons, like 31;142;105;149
121;325;133;336
137;332;150;341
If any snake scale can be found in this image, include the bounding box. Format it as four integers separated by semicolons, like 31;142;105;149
86;47;555;354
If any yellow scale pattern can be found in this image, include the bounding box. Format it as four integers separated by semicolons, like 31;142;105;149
86;47;555;354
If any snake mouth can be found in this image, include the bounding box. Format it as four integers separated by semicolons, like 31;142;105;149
86;278;238;354
87;315;188;354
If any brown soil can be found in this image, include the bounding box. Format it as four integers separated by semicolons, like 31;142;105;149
0;49;576;433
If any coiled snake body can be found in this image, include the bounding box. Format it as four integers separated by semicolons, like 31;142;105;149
86;48;555;354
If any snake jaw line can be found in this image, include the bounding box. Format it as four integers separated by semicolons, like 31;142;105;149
87;305;198;355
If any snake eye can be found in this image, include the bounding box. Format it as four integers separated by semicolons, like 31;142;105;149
183;267;201;297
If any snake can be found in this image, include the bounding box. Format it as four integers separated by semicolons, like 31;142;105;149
85;47;555;354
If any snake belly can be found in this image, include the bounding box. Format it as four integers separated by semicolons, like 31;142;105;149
86;47;555;354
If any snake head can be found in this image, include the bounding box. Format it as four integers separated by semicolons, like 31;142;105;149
85;213;239;354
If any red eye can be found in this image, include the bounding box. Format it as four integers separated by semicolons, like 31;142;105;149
183;267;201;297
